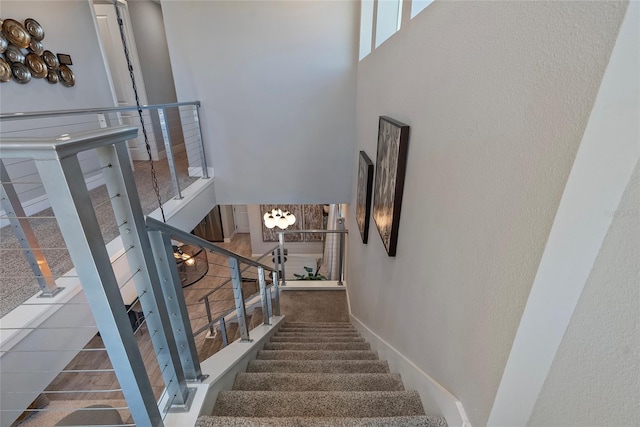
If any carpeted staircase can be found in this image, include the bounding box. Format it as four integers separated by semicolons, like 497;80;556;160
196;322;447;427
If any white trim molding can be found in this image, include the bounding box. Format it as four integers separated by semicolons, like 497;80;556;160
488;3;639;425
350;314;471;427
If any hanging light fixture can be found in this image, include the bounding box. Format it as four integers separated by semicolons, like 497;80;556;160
172;244;208;288
263;208;296;229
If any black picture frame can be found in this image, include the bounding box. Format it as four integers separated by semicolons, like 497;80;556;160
356;151;374;244
372;116;409;256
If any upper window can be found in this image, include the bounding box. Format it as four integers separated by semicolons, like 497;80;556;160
359;0;374;60
410;0;434;19
375;0;402;48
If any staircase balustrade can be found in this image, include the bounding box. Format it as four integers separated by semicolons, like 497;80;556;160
0;124;266;427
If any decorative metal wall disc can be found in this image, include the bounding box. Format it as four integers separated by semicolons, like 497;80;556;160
2;19;31;49
0;57;11;82
42;50;58;69
25;52;47;78
28;39;44;55
58;64;75;87
0;31;8;54
5;44;25;64
11;62;31;84
24;18;44;41
46;69;58;84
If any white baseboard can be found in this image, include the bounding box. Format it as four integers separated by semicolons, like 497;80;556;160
0;173;105;229
224;230;236;243
350;314;472;427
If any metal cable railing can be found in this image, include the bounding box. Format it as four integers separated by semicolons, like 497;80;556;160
1;102;208;317
1;127;208;426
146;217;281;362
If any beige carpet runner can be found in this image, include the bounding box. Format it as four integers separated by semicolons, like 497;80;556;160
196;322;447;426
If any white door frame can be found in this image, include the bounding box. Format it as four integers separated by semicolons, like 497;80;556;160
92;0;159;161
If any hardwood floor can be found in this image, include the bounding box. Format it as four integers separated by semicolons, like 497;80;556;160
43;233;264;407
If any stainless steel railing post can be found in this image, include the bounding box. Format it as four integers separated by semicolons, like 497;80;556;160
337;217;345;286
229;257;250;342
148;229;204;382
278;231;286;286
0;160;63;297
192;103;209;178
272;270;281;316
203;297;215;337
220;317;228;346
157;107;183;199
257;266;271;325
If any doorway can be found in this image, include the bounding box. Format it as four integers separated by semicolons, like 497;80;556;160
233;205;250;233
93;1;159;160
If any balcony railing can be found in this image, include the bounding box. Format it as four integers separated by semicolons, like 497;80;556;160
0;101;208;316
0;126;285;426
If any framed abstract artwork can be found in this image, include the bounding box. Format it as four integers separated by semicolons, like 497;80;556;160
372;116;409;256
356;151;374;244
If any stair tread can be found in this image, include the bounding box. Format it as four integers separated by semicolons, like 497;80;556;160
257;350;378;360
212;390;426;418
275;332;361;336
269;336;366;342
284;322;353;326
264;342;370;350
279;330;356;332
282;323;355;329
197;415;448;427
246;359;390;373
233;372;404;391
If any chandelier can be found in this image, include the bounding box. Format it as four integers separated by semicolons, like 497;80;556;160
263;208;296;229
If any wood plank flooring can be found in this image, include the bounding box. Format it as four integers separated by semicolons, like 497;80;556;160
43;233;261;406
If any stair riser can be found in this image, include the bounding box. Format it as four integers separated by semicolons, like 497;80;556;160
283;325;355;329
246;360;391;374
275;332;361;337
269;336;366;343
264;342;371;351
278;328;358;334
197;416;448;427
257;350;378;360
233;373;404;391
284;322;353;327
212;391;425;418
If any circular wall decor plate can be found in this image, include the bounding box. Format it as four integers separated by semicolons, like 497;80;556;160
28;39;44;56
0;31;8;54
24;18;45;41
5;44;25;64
58;64;75;87
42;50;58;69
25;52;47;78
2;19;31;49
0;57;11;82
46;69;58;84
11;62;31;84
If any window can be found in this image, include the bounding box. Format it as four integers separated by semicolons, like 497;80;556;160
359;0;374;60
410;0;434;19
375;0;402;48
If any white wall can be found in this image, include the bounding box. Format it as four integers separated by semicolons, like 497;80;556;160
0;0;117;208
347;1;629;425
160;0;358;204
127;0;184;153
0;0;115;114
528;161;639;426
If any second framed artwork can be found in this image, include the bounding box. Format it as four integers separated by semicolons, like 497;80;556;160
372;116;410;256
356;151;374;243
